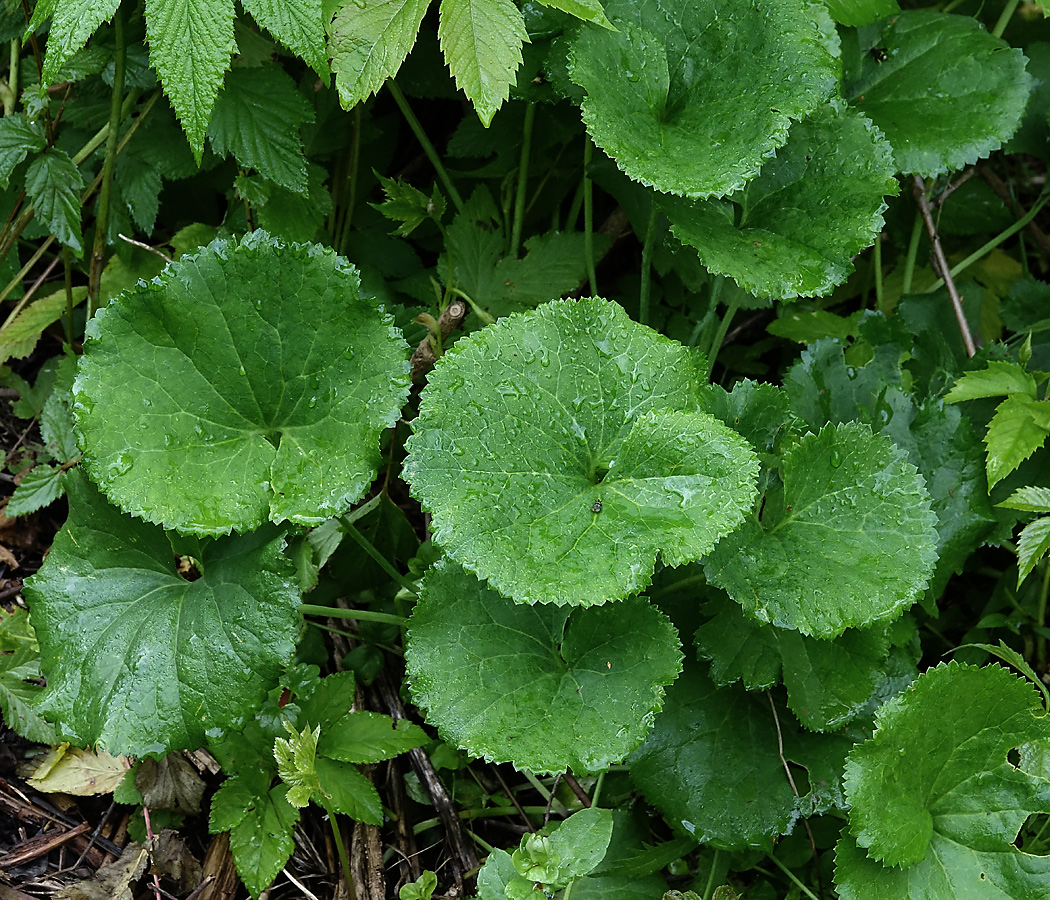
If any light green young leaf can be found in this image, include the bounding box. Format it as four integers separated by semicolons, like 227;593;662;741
822;0;898;26
242;0;328;77
998;485;1050;513
405;298;758;606
568;0;836;198
438;0;528;126
406;561;682;774
207;66;314;193
314;757;383;822
945;361;1038;402
705;421;939;639
6;466;65;517
0;112;46;189
372;172;445;236
24;472;301;756
663;107;897;300
548;808;615;881
32;0;118;85
985;394;1050;488
274;722;323;808
0;607;58;744
226;782;299;899
842;10;1031;176
25;149;84;254
0;285;87;366
837;663;1050;898
399;870;438;900
1018;516;1050;585
74;231;411;535
317;711;428;764
535;0;613;28
144;0;236;161
629;660;858;849
330;0;431;110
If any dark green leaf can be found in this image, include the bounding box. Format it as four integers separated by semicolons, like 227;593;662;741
242;0;328;77
227;782;299;899
25;149;84;253
823;0;899;26
6;466;65;517
0;113;46;189
318;711;428;764
1018;516;1050;585
33;0;119;85
0;607;58;743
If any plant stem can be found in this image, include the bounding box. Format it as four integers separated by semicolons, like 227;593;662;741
0;235;53;309
299;604;408;626
340;522;419;596
583;138;597;295
706;293;740;371
992;0;1021;37
638;200;658;325
509;103;535;258
901;207;923;296
523;772;570;817
872;234;884;311
1037;560;1050;673
324;804;354;899
62;246;73;344
766;855;820;900
565;177;585;232
87;1;126;320
589;771;605;808
336;104;363;255
5;39;17;115
387;79;463;212
702;849;722;900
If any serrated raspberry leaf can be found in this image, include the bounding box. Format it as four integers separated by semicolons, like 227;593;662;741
242;0;328;78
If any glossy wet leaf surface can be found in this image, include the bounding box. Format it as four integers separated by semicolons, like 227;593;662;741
568;0;836;198
405;561;682;774
837;662;1050;898
74;231;411;535
404;297;759;606
24;471;301;756
664;107;897;299
705;421;938;638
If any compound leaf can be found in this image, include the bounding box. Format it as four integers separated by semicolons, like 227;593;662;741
24;471;301;756
837;662;1050;897
405;561;682;774
330;0;431;110
438;0;527;126
842;10;1031;176
25;149;84;254
664;107;897;299
74;231;411;535
207;66;314;193
705;421;938;638
33;0;119;85
568;0;836;198
242;0;328;77
144;0;236;161
985;394;1050;489
404;297;759;606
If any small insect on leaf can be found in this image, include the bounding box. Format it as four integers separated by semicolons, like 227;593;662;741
591;499;602;513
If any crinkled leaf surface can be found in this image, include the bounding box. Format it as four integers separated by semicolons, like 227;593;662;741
438;0;527;126
144;0;236;161
404;298;759;606
24;472;301;756
705;421;938;638
405;561;682;774
663;107;897;299
225;780;299;899
836;662;1050;898
242;0;328;77
329;0;431;110
568;0;836;198
695;593;906;731
842;10;1031;176
628;660;858;849
32;0;119;85
207;66;314;193
74;231;411;535
0;113;46;189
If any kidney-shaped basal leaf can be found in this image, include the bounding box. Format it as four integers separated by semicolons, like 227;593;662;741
568;0;836;198
663;107;898;300
836;662;1050;899
705;421;938;638
628;659;858;849
74;231;411;536
842;10;1031;176
24;472;301;756
404;297;759;606
405;561;682;774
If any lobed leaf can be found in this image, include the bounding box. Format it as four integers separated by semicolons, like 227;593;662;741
664;107;897;300
568;0;837;198
74;231;411;535
842;10;1031;176
838;662;1050;897
706;421;939;638
405;561;682;774
405;297;759;606
25;472;302;756
823;0;899;27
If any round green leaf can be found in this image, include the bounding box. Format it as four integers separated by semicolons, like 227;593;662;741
74;231;411;535
664;107;898;300
628;659;858;849
568;0;837;198
405;561;683;774
705;421;937;638
842;10;1031;176
404;297;760;606
836;662;1050;898
24;471;301;756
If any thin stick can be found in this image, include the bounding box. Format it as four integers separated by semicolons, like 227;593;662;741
118;234;172;263
140;806;164;900
912;175;977;357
